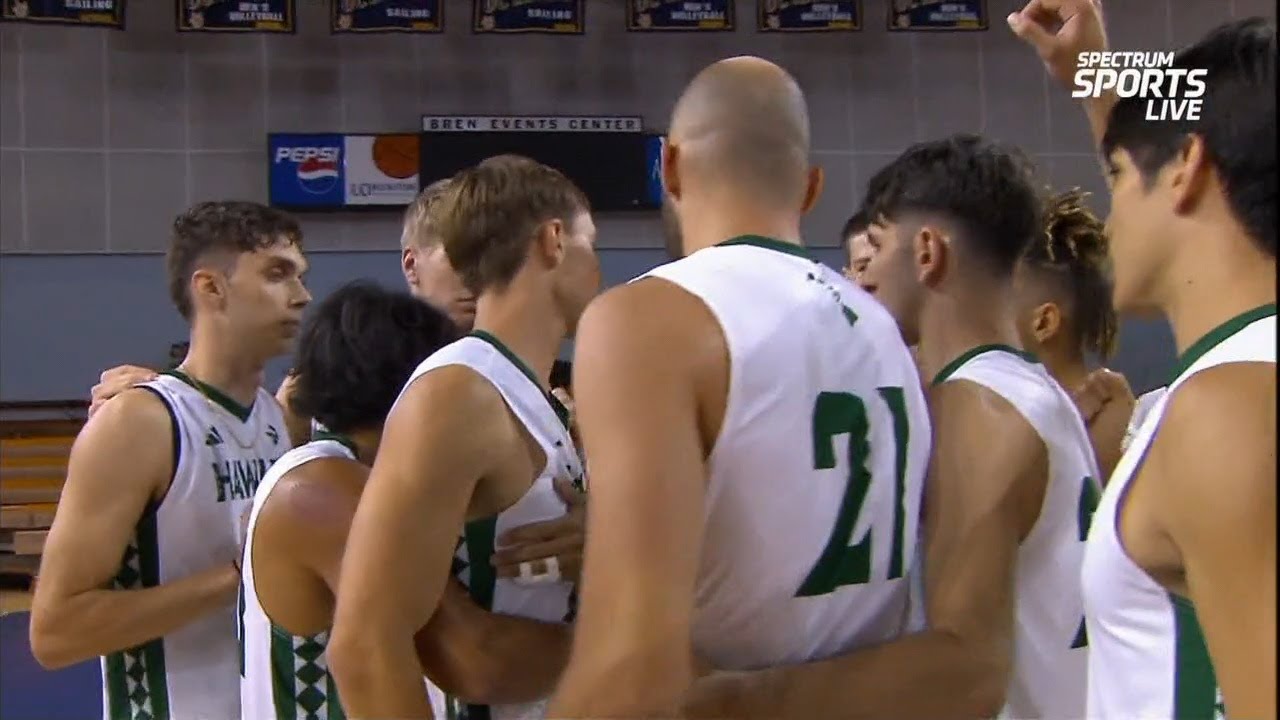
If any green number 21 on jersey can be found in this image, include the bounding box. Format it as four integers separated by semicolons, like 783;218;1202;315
797;388;912;597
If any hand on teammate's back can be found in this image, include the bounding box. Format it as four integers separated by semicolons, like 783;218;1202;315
491;477;586;583
89;365;158;418
1007;0;1109;87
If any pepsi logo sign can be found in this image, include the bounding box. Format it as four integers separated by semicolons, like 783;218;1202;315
274;146;341;195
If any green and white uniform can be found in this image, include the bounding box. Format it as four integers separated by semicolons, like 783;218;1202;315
1082;304;1276;719
103;371;287;720
398;331;584;720
931;346;1100;720
640;236;933;668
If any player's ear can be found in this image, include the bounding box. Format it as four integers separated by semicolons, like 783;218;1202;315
1030;302;1061;344
535;218;567;269
1169;134;1211;216
661;140;681;201
190;267;227;312
801;165;824;214
915;225;949;286
401;247;420;289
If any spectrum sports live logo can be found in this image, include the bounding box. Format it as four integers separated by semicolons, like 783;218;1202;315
1073;51;1207;121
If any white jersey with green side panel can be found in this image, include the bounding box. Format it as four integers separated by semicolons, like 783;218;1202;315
639;236;933;669
1082;303;1276;720
931;345;1101;720
103;371;288;720
394;332;584;720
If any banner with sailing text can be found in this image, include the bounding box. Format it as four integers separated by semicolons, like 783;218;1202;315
473;0;584;34
332;0;442;33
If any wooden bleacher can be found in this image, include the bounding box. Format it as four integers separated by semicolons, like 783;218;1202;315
0;401;87;591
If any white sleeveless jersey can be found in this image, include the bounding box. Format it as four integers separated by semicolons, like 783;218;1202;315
1082;304;1276;719
239;438;351;720
932;347;1101;720
394;332;584;720
641;236;932;669
103;372;288;720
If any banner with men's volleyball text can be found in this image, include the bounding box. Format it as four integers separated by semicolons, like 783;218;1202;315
332;0;442;33
1;0;125;27
888;0;986;31
758;1;859;32
626;0;734;32
473;0;584;34
177;0;294;33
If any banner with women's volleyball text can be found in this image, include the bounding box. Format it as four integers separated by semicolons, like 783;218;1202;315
332;0;441;32
177;0;294;33
888;0;986;31
758;0;859;32
473;0;584;34
1;0;125;27
626;0;734;32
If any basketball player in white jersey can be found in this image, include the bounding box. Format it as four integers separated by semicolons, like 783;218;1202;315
1012;3;1277;717
329;154;597;719
681;134;1100;720
31;201;310;720
548;57;932;719
242;281;575;719
1013;188;1126;476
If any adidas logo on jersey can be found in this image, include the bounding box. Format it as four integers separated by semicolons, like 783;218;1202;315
205;427;224;446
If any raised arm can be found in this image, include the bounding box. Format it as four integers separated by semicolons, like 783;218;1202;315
30;389;240;668
327;366;507;719
684;380;1047;720
1008;0;1115;146
1150;364;1276;719
548;280;725;719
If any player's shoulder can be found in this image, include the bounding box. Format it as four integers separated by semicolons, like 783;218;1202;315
84;386;174;439
1154;361;1274;473
398;361;509;430
263;456;367;538
930;378;1041;450
584;276;721;347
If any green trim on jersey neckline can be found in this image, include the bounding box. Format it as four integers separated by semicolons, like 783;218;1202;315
717;235;814;261
466;330;570;431
931;343;1040;387
312;431;359;460
164;368;255;423
1169;303;1276;382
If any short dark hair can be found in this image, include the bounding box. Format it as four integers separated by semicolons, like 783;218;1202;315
431;154;590;295
289;281;459;435
1024;188;1119;359
862;134;1042;275
1101;18;1276;256
841;211;869;248
167;201;303;320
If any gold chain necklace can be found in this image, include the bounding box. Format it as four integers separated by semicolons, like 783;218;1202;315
174;366;263;451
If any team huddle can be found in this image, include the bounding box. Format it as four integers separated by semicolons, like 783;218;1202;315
26;2;1276;719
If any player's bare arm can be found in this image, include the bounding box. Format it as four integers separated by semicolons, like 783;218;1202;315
30;389;240;668
1008;0;1115;145
683;380;1047;720
548;279;726;719
88;364;157;418
328;365;512;719
417;578;571;704
1147;364;1276;719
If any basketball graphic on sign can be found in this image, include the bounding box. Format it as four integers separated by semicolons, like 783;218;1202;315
372;135;419;180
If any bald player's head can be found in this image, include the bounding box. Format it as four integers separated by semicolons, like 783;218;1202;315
667;56;814;205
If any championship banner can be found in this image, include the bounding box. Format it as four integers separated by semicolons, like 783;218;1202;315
1;0;126;28
626;0;733;32
177;0;294;33
473;0;584;34
332;0;442;33
889;0;986;31
759;1;859;32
